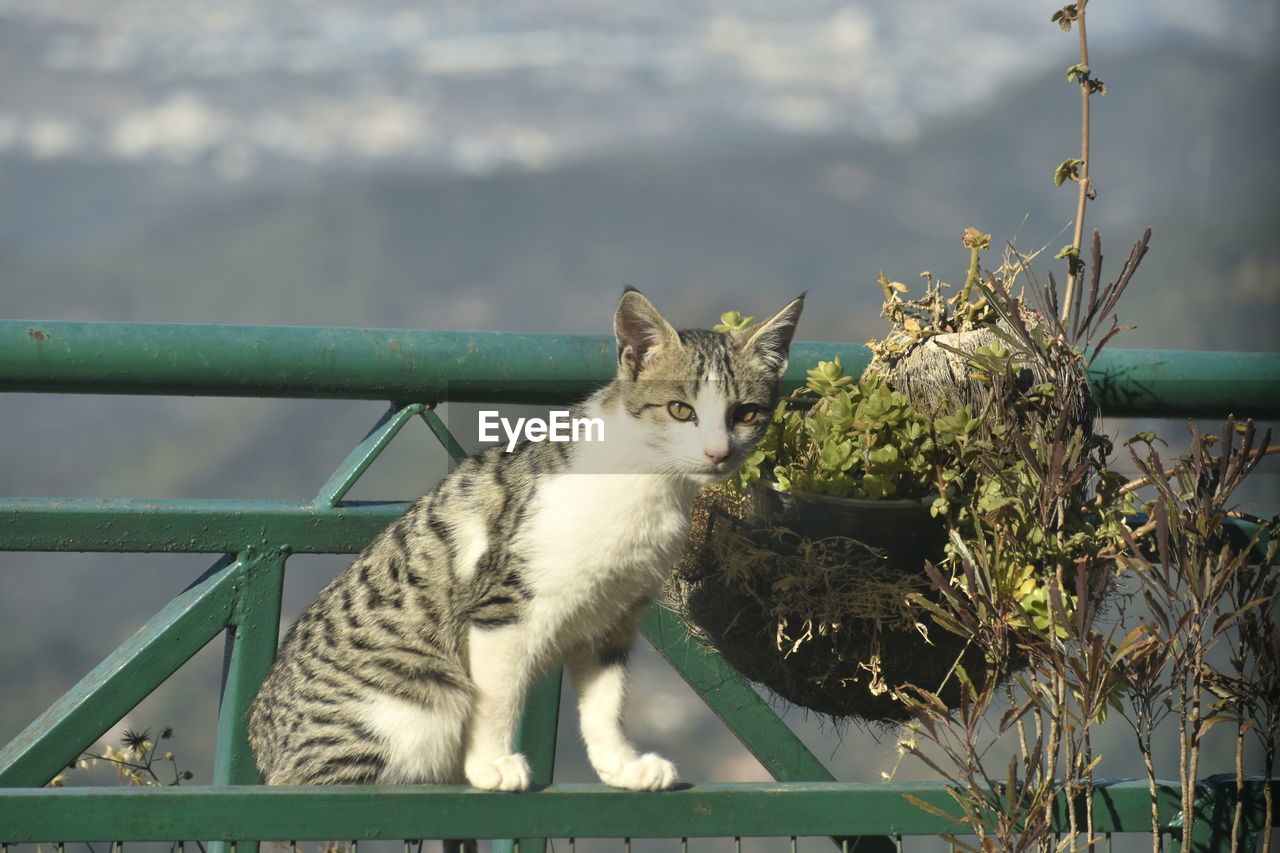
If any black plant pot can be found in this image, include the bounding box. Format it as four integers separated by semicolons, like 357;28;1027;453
751;481;946;572
674;483;986;723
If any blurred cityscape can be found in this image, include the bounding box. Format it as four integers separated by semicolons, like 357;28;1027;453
2;0;1275;177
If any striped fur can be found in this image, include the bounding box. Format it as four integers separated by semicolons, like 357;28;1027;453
248;290;803;789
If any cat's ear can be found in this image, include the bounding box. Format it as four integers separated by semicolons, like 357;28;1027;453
740;293;804;375
614;287;681;380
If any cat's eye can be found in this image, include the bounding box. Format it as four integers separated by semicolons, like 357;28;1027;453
667;401;696;422
735;404;765;424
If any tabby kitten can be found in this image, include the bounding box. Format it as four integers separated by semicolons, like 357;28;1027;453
248;289;803;791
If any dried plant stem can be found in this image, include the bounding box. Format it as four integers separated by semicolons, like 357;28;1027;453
1233;710;1244;853
1119;636;1166;853
1184;658;1204;853
1062;0;1093;324
1143;741;1160;853
1264;745;1275;853
1084;729;1096;848
961;243;982;305
1177;672;1192;850
1048;565;1078;848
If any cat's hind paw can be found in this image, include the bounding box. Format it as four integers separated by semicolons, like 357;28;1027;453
599;752;678;791
465;753;532;792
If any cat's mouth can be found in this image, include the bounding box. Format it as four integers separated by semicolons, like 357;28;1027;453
694;460;738;481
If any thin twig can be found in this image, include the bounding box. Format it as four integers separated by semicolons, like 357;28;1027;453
1093;444;1280;510
1061;0;1093;325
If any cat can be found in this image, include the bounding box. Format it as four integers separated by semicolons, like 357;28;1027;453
247;288;803;791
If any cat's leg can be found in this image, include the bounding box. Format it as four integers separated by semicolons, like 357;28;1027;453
464;623;536;791
567;611;679;791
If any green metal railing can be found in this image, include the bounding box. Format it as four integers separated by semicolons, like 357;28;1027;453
6;321;1279;416
1;320;1277;851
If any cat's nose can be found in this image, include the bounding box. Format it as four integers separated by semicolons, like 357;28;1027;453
704;446;731;464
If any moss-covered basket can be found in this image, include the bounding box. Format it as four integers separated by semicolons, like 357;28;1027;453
669;482;990;724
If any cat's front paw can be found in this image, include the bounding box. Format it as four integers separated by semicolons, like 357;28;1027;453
465;753;532;792
598;752;678;791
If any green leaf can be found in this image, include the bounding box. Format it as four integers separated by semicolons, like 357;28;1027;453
903;794;967;826
1054;158;1085;186
1051;4;1078;30
818;440;854;472
868;443;901;467
1066;63;1091;82
713;310;755;333
825;393;854;430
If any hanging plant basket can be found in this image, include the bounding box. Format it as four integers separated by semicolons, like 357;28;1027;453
670;277;1101;723
668;482;988;724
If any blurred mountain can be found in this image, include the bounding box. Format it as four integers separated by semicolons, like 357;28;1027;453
4;46;1277;350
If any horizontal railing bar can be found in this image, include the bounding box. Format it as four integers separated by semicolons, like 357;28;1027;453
0;498;407;553
3;321;1277;417
2;779;1273;842
2;498;1267;555
3;321;612;403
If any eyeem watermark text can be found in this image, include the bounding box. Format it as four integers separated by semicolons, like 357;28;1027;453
478;410;605;452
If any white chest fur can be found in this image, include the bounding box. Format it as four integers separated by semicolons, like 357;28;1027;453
519;469;695;647
530;471;692;569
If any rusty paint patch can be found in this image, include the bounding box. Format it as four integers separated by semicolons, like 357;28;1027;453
28;329;49;341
